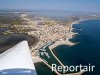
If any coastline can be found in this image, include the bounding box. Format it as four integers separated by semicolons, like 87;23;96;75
0;10;100;75
49;18;98;50
20;14;93;75
49;20;79;50
49;18;100;75
48;20;85;75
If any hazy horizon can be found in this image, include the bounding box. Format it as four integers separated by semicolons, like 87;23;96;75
0;0;100;13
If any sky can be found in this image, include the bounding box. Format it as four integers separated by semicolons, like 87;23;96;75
0;0;100;12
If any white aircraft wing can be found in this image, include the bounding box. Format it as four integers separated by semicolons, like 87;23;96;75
0;41;37;75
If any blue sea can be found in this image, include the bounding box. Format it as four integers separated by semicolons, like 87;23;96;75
53;19;100;75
